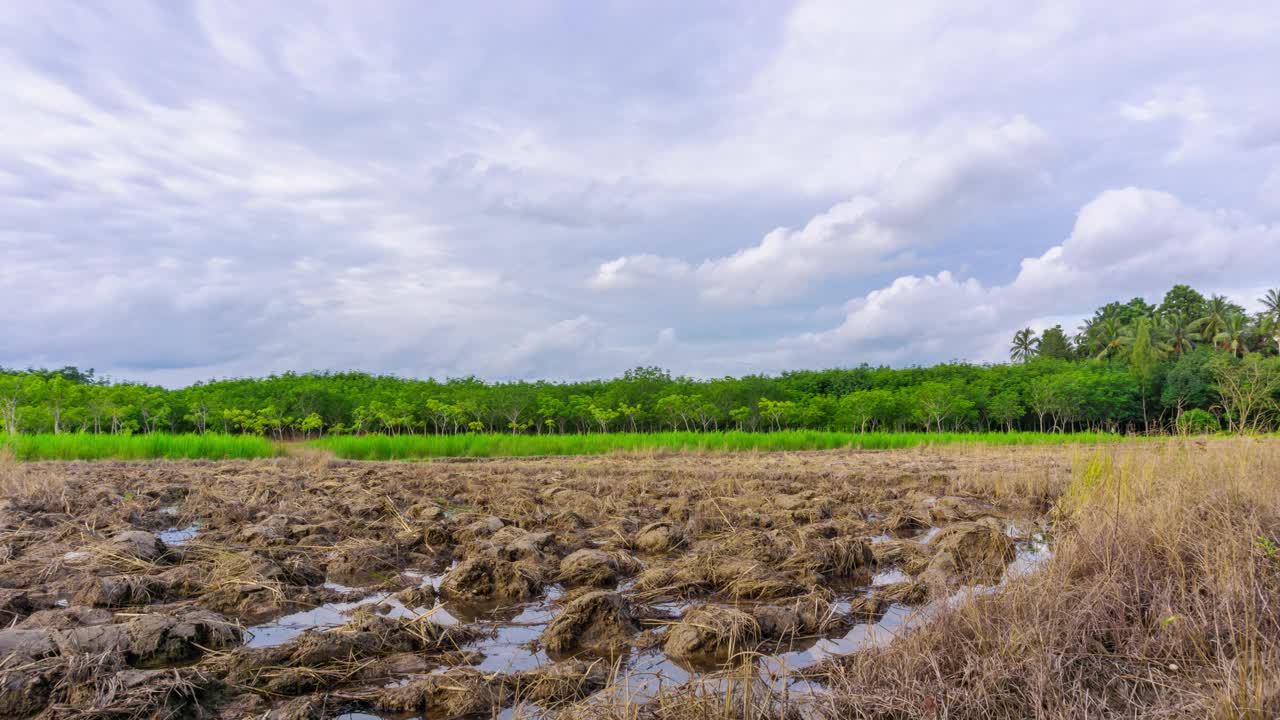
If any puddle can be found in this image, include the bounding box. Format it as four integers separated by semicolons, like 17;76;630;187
762;602;917;674
322;580;364;593
474;619;548;672
463;586;561;673
158;523;199;545
246;570;460;648
247;593;393;647
872;568;908;586
244;529;1053;712
1004;531;1052;580
592;648;692;705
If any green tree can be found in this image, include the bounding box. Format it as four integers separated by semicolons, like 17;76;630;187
1092;316;1133;360
0;374;25;435
1214;313;1250;357
44;375;73;435
1157;312;1198;356
1129;318;1158;431
1194;294;1245;346
1262;288;1280;319
299;412;324;439
729;405;754;431
1161;350;1212;418
1157;284;1207;321
1009;328;1039;363
1210;353;1280;433
988;390;1025;431
1037;325;1073;360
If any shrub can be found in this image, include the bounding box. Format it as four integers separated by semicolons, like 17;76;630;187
1176;408;1219;435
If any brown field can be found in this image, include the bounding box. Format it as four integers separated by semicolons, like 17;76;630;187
1;441;1276;719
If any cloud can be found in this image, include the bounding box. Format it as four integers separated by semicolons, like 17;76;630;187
589;254;692;290
3;1;1280;384
1119;86;1230;162
593;116;1050;305
1013;188;1277;296
781;187;1280;366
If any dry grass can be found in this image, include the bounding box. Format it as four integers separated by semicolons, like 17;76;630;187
819;439;1280;719
0;451;70;514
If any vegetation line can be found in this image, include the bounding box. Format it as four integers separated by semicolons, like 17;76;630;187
309;430;1129;460
2;285;1278;440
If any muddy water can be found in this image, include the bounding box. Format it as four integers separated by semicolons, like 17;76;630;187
252;524;1052;719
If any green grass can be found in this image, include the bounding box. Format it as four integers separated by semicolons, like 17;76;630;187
2;433;280;461
310;430;1130;460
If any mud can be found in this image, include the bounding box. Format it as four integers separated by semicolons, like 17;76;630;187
0;448;1068;717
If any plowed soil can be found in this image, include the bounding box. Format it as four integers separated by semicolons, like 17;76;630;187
0;447;1072;719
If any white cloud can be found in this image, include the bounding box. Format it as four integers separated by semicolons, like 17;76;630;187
781;187;1280;366
594;116;1050;305
589;254;692;290
1013;187;1276;296
1119;86;1230;162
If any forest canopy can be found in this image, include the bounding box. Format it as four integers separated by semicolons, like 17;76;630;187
3;285;1279;437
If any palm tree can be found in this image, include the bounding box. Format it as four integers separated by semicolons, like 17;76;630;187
1156;312;1197;356
1074;318;1095;355
1214;313;1249;357
1260;289;1280;354
1261;288;1280;319
1193;294;1234;346
1259;313;1280;354
1010;328;1039;363
1093;316;1133;360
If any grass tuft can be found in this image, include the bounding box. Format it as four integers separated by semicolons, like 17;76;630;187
2;433;279;461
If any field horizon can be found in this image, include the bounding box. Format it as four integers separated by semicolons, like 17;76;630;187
0;428;1149;461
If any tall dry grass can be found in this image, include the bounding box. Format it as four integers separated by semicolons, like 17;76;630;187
821;438;1280;719
0;447;69;514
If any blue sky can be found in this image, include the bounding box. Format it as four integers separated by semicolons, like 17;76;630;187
3;1;1280;385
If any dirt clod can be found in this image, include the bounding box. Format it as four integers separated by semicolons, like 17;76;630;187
542;591;640;656
636;522;685;553
922;519;1015;585
664;605;760;661
439;556;542;601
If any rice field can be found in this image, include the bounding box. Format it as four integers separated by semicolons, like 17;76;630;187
310;429;1129;460
1;433;280;461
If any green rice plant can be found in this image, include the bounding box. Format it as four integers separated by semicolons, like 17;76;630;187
2;433;280;461
310;430;1130;460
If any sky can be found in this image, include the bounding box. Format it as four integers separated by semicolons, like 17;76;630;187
3;1;1280;387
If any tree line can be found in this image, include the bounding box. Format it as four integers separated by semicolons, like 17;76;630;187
3;285;1279;438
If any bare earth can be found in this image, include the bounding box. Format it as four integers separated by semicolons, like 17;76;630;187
0;447;1079;719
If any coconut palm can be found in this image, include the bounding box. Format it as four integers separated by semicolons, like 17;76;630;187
1156;312;1197;356
1010;327;1039;363
1193;295;1234;346
1093;316;1133;360
1257;313;1280;354
1074;318;1095;354
1261;288;1280;319
1214;313;1249;357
